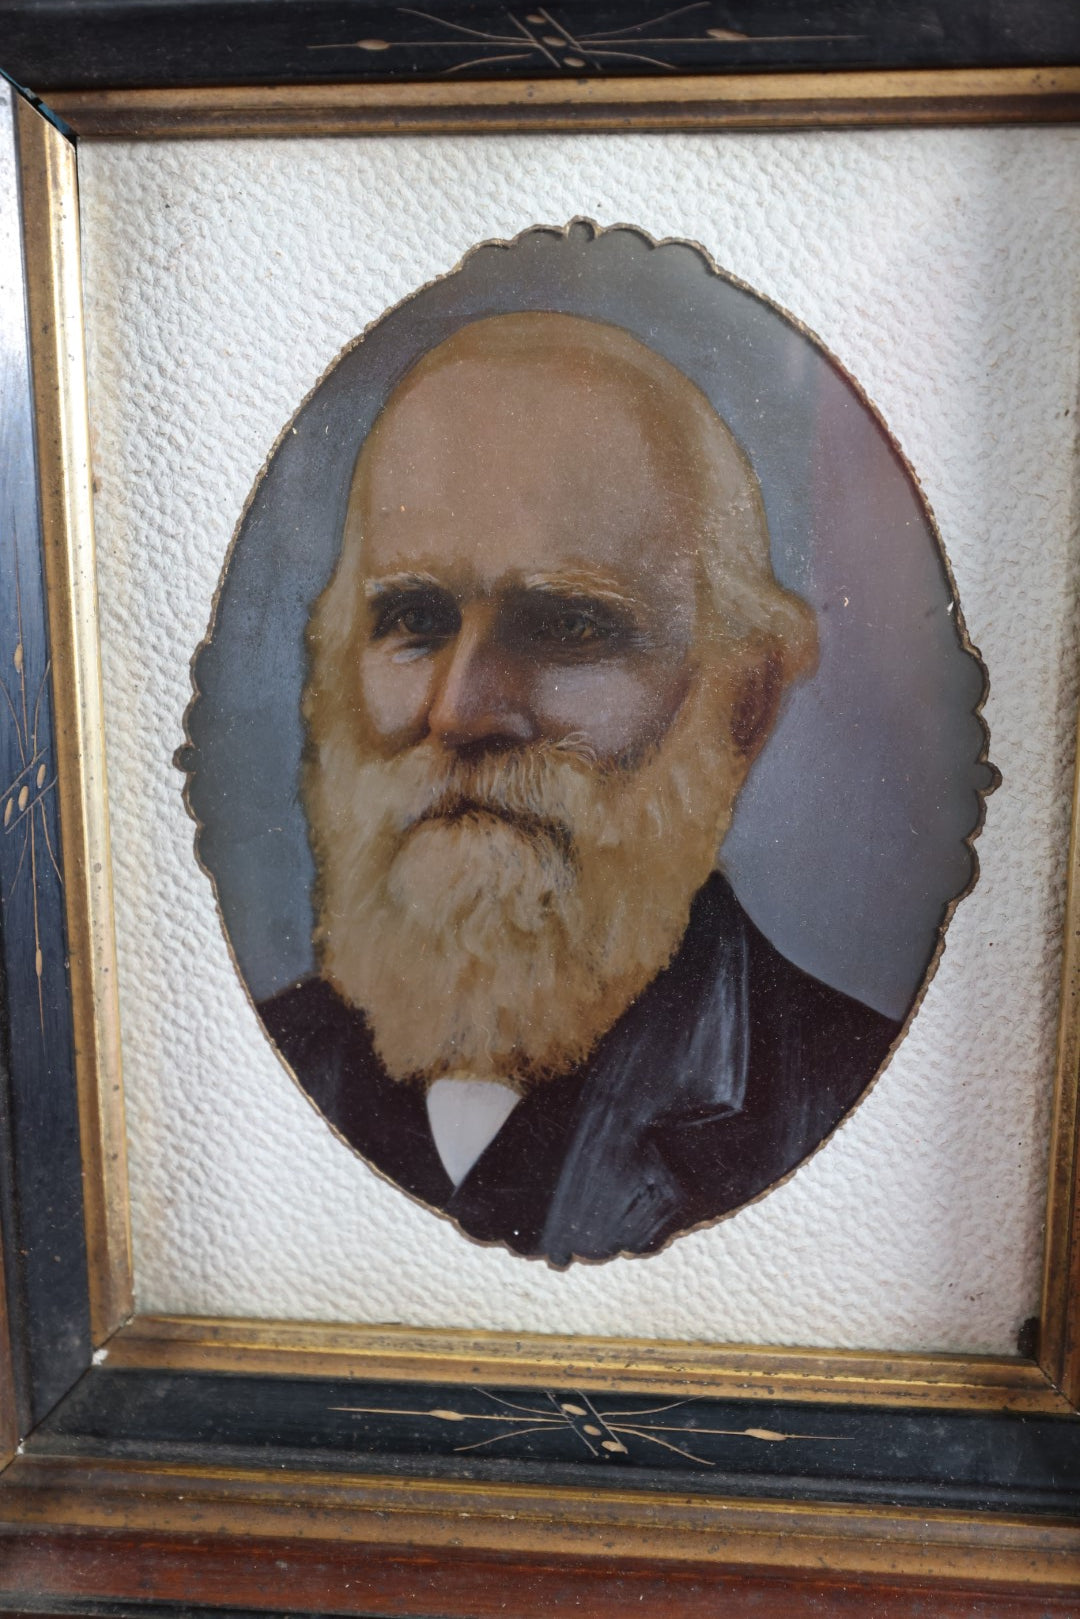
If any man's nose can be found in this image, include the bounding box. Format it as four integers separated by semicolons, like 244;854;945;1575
427;610;537;751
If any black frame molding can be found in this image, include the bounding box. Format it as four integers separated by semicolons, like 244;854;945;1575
4;0;1080;94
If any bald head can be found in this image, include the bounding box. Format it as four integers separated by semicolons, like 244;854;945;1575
310;312;815;772
355;314;809;644
361;313;734;575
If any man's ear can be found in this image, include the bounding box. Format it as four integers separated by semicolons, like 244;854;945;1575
729;647;785;759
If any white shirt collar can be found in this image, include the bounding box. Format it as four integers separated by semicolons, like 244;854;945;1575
425;1075;521;1187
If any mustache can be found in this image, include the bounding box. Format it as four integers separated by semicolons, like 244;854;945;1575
413;795;574;864
392;736;600;860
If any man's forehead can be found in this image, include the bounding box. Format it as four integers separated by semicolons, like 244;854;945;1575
355;497;700;598
363;350;663;469
356;368;704;575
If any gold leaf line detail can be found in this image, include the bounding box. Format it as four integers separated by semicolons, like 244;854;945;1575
4;529;56;1032
306;5;866;58
330;1405;563;1425
454;1424;558;1453
609;1426;714;1465
3;776;58;836
37;798;62;884
582;2;709;40
0;674;27;765
327;1391;850;1466
602;1420;847;1442
481;1388;558;1418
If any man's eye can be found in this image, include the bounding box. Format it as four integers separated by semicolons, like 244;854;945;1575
522;599;622;648
548;609;602;643
372;593;457;642
398;605;440;636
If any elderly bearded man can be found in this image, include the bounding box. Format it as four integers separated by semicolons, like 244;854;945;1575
259;311;900;1265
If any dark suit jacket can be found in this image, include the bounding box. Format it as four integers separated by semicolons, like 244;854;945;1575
258;874;899;1265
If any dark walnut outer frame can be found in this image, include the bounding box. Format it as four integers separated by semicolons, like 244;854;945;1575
2;6;1080;1614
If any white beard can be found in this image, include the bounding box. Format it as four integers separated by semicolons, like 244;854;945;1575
303;667;746;1087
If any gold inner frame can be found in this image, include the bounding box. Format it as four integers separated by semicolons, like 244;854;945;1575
15;95;133;1345
16;73;1080;1421
45;65;1080;139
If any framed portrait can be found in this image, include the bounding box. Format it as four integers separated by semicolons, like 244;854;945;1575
1;7;1080;1612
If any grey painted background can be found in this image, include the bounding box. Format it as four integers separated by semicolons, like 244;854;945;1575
184;221;992;1021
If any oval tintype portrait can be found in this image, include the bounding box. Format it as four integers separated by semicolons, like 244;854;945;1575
180;221;994;1268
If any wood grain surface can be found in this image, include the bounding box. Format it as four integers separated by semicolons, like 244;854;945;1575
2;1532;1080;1618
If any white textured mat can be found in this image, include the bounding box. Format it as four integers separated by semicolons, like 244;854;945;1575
79;129;1080;1351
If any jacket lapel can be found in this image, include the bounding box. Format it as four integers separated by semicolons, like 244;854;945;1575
536;874;752;1264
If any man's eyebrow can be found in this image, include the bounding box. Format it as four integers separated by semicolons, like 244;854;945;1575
520;571;644;613
363;571;445;601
